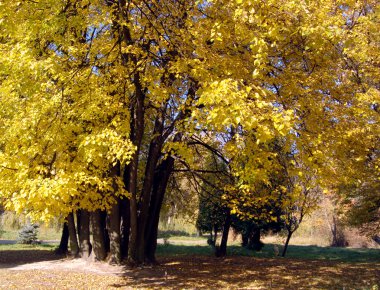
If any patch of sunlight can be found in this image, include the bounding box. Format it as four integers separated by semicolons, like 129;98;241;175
165;262;181;265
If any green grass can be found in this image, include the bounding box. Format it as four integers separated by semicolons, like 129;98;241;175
0;227;61;241
157;243;380;263
1;237;378;264
0;229;19;240
0;243;57;251
167;235;208;241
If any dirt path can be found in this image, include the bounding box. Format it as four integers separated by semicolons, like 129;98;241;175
0;240;16;245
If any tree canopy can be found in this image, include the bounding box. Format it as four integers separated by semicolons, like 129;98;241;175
0;0;378;264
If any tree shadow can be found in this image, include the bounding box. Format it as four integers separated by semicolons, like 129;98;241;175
108;255;379;289
0;248;64;269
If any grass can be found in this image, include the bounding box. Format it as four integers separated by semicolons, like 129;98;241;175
2;231;379;263
0;242;378;289
166;235;207;241
0;227;61;241
0;243;57;251
157;243;380;263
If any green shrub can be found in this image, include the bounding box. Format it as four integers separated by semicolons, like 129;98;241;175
18;224;40;244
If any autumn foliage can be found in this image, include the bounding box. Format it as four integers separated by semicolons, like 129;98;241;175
0;0;378;264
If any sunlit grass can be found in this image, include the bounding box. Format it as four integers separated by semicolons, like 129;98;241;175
0;243;57;251
157;242;380;263
0;227;61;241
166;235;208;241
1;235;379;263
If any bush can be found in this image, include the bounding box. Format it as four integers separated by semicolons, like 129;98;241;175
18;224;40;244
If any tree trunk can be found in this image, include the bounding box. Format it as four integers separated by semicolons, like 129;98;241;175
108;201;121;264
78;210;91;259
91;210;107;261
216;211;231;257
144;215;160;264
120;198;130;260
282;230;293;257
249;228;264;251
127;71;146;265
144;156;175;263
136;118;164;263
56;221;69;255
241;233;248;248
101;210;110;253
128;193;139;264
76;210;81;237
67;212;79;257
213;225;218;246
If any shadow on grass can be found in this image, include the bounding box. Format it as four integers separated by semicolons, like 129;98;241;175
0;243;378;289
104;244;379;289
0;244;63;268
109;255;379;289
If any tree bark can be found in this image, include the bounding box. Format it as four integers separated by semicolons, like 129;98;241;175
136;117;163;263
144;156;175;263
108;201;121;264
216;211;231;257
249;228;264;251
127;73;145;265
91;210;107;261
117;1;146;265
78;210;91;259
67;212;79;257
120;198;130;260
76;210;81;237
241;232;248;248
101;210;110;253
56;221;69;255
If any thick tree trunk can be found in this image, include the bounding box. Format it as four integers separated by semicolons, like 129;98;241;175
136;118;164;262
91;210;107;261
120;198;130;260
101;210;110;253
78;210;91;259
216;211;231;257
108;201;121;264
127;70;146;265
121;164;131;260
144;219;160;263
249;229;264;251
67;212;79;257
241;233;248;248
144;156;175;263
76;210;81;237
56;221;69;255
128;193;139;264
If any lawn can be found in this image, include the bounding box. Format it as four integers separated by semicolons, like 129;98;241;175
0;242;379;289
156;242;380;263
0;227;61;241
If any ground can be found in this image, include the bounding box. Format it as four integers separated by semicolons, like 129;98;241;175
0;243;379;289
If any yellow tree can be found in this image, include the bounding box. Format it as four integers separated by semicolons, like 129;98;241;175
0;0;378;265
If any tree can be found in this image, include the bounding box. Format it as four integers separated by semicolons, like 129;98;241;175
0;0;378;266
18;223;39;245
